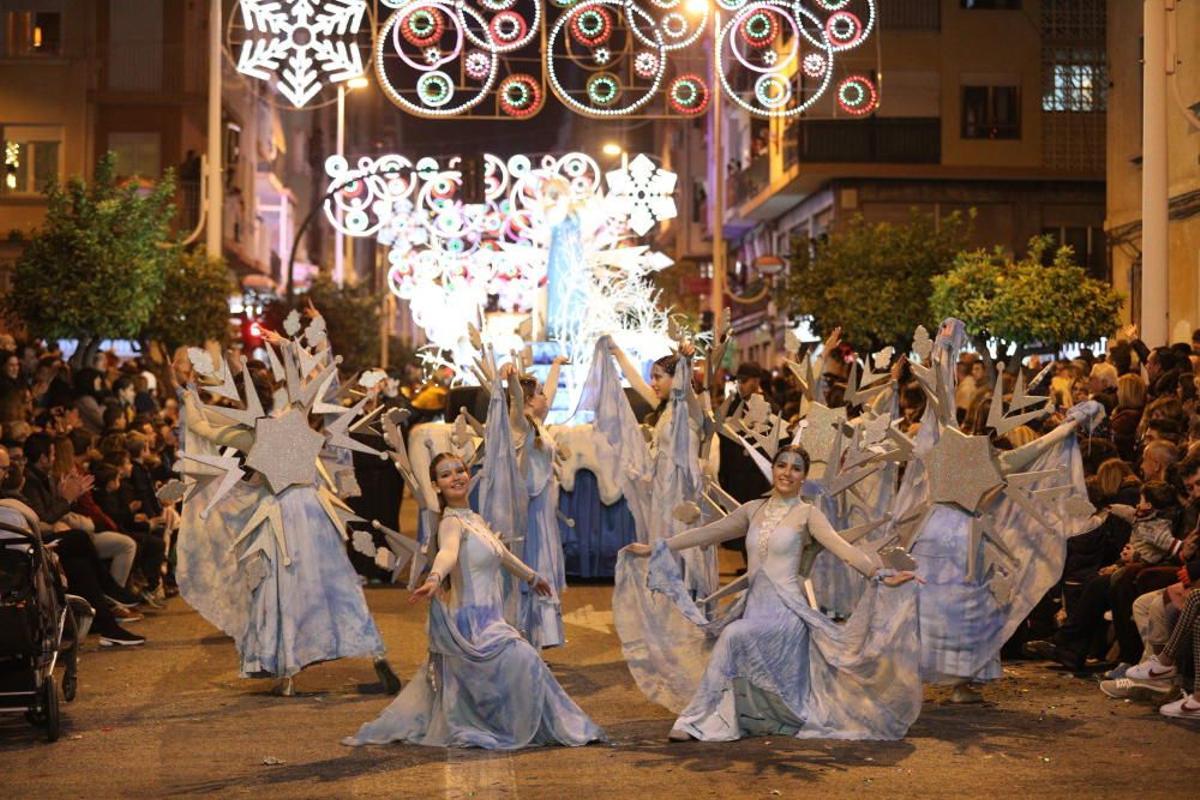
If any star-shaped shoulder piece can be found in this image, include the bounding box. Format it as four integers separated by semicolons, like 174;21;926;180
926;427;1004;513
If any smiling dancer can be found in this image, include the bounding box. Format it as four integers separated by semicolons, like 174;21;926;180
616;445;922;742
343;451;604;749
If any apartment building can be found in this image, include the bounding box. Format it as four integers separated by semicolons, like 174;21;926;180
1106;0;1200;343
657;0;1109;366
0;0;329;298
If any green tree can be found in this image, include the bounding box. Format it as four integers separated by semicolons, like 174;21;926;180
7;152;176;364
931;236;1123;372
782;209;972;351
265;274;381;374
142;248;235;353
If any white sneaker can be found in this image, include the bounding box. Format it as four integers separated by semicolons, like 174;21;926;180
1125;656;1177;686
1159;696;1200;720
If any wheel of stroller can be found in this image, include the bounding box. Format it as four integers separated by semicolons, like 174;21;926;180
42;679;60;742
62;670;77;702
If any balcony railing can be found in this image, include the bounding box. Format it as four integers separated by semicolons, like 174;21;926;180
794;118;941;164
730;154;770;207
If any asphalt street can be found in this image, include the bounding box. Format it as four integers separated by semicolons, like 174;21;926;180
2;553;1197;798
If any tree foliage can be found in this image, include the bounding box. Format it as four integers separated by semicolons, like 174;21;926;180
930;236;1123;363
782;210;972;351
142;248;235;352
7;153;176;347
265;275;381;374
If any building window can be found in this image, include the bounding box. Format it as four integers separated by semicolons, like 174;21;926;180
108;132;162;178
2;125;62;195
961;86;1020;139
961;0;1021;9
3;11;61;56
1043;51;1106;112
1041;1;1107;113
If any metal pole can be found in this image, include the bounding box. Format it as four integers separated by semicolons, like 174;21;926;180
335;84;346;286
1140;0;1169;344
205;0;223;257
710;12;726;344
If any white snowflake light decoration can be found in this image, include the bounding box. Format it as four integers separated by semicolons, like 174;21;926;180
324;149;679;410
235;0;368;109
604;153;678;236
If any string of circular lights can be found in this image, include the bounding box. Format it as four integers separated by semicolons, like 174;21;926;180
226;0;878;118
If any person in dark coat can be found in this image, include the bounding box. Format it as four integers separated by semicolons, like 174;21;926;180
717;362;780;570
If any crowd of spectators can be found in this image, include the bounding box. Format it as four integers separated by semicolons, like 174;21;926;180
0;334;182;649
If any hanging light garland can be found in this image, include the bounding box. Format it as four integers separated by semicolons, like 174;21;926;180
367;0;878;119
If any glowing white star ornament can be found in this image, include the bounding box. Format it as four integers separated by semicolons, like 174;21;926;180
235;0;368;109
604;154;678;236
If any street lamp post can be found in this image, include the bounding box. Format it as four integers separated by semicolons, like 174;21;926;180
710;10;726;345
206;0;223;257
1141;0;1169;345
331;74;367;287
334;76;369;287
335;84;346;286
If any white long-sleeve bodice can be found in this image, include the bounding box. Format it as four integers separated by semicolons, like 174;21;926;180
669;495;878;601
431;507;537;614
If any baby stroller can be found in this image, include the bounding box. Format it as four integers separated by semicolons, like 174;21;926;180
0;502;92;742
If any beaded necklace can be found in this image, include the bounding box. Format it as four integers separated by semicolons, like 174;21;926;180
755;493;803;561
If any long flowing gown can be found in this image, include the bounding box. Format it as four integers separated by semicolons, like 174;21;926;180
519;435;567;648
607;341;716;599
345;508;604;749
892;320;1095;683
177;395;385;678
614;496;922;742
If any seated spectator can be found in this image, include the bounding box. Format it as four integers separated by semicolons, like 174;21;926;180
90;462;167;606
1004;425;1038;449
1112;374;1146;461
1118;588;1200;719
133;373;159;415
1140;440;1180;483
1089;361;1119;406
1080;437;1120;475
102;404;127;434
1026;480;1184;672
72;368;107;435
0;447;144;646
1104;482;1185;574
1060;477;1132;597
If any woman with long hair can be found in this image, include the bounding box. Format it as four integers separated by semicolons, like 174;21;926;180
616;445;921;741
344;452;604;749
607;339;717;598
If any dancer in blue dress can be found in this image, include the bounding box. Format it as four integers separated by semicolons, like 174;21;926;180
344;452;605;749
506;358;568;648
175;319;399;697
616;445;922;742
609;339;717;599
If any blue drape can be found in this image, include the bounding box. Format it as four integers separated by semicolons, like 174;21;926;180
558;469;637;578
